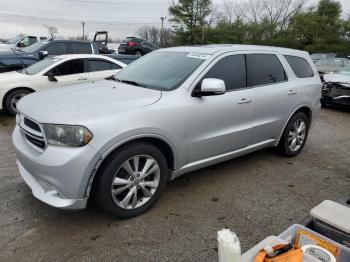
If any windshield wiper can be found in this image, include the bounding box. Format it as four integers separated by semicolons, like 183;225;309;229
115;77;147;87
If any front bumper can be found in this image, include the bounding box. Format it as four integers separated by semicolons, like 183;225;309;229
12;125;99;210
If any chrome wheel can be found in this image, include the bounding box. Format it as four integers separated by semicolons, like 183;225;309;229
111;155;160;209
10;92;27;114
288;119;306;152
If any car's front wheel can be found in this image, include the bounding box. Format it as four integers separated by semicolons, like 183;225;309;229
4;89;32;115
93;142;169;218
278;112;309;157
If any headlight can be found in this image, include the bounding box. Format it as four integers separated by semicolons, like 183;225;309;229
43;124;93;147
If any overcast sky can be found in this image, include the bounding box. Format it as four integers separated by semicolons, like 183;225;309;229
0;0;349;41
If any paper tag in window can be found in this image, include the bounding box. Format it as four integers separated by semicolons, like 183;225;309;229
187;53;210;60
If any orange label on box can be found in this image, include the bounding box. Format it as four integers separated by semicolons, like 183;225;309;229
294;230;339;257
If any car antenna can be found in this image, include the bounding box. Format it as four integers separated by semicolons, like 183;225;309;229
10;47;28;75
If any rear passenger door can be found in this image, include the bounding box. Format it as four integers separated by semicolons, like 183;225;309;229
187;54;254;162
246;53;298;145
87;59;123;81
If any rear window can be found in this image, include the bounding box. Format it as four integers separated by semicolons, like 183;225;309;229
284;55;314;78
246;54;287;87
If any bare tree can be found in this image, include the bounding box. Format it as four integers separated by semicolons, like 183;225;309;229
43;24;58;39
222;0;244;24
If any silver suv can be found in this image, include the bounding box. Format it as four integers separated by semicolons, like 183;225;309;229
13;45;321;218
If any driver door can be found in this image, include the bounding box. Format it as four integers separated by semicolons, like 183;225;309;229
45;59;90;89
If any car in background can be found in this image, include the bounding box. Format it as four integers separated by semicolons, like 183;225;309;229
0;35;48;52
118;37;159;56
0;40;100;73
321;65;350;108
12;45;320;218
0;54;126;115
311;53;336;63
315;58;349;81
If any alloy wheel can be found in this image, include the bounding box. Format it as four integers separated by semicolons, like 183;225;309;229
111;155;160;209
287;119;306;152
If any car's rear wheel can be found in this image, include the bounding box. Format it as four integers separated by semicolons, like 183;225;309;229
4;89;32;115
93;142;168;218
278;112;309;157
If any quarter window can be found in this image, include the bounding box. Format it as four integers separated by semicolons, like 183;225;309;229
246;54;287;87
203;55;246;91
284;55;314;78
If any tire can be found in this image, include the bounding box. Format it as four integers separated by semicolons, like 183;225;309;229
278;112;309;157
93;142;169;218
4;89;32;116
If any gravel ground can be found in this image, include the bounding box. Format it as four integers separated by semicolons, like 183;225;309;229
0;108;349;262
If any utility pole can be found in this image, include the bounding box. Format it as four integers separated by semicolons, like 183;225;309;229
160;16;166;47
81;21;85;40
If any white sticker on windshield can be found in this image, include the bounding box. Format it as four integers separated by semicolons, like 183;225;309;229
187;53;210;60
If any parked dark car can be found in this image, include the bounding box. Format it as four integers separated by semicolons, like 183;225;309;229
0;40;100;73
321;66;350;108
118;37;159;56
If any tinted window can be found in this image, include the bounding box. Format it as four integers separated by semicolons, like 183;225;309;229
204;55;246;91
45;43;67;55
246;54;287;87
88;59;118;71
284;55;314;78
70;43;92;54
51;59;85;76
110;62;122;70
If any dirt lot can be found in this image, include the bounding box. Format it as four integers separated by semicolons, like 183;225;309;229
0;108;349;262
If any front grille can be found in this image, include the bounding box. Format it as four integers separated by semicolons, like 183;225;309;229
24;133;46;149
24;117;41;132
19;116;46;150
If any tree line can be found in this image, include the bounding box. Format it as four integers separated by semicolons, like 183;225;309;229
137;0;350;55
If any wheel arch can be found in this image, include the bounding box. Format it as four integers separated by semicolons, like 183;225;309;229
276;105;312;145
2;87;35;109
85;134;177;198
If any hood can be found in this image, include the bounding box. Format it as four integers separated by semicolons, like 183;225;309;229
316;65;342;74
0;44;12;52
0;71;32;84
17;79;162;124
324;74;350;87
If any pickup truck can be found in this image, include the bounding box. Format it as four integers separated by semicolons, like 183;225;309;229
0;35;48;52
0;34;138;73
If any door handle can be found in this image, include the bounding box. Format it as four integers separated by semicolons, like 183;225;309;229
288;90;297;95
238;98;252;104
78;77;88;81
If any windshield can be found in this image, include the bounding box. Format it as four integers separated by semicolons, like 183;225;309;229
115;51;207;91
20;58;60;75
22;41;47;53
316;58;345;67
337;65;350;75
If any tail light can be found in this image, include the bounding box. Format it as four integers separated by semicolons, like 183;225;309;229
128;41;136;47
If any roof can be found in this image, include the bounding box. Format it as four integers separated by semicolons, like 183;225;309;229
160;44;309;56
54;54;115;60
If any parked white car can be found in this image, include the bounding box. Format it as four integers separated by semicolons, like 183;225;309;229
0;54;126;115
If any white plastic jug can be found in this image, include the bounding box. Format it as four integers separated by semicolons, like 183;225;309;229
217;229;241;262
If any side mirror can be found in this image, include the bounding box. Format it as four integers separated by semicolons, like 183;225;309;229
39;50;48;59
47;72;58;82
193;78;226;97
17;41;25;48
